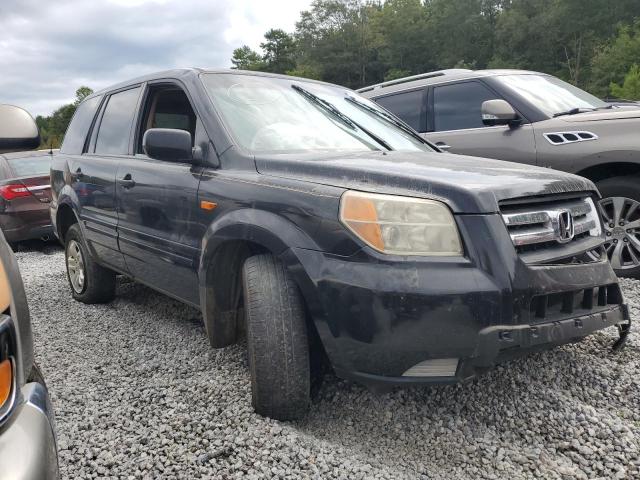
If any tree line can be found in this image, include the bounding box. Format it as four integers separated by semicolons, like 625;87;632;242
231;0;640;99
36;86;93;149
36;0;640;148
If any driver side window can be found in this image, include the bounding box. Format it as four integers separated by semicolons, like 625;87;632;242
433;81;500;132
138;86;197;154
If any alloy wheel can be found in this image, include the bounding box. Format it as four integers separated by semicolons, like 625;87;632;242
67;240;86;293
598;196;640;271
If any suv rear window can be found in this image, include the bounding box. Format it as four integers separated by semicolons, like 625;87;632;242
433;81;499;132
95;87;141;155
7;156;50;176
375;89;424;132
60;96;102;155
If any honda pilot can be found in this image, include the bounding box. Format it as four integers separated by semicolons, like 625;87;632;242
50;69;630;420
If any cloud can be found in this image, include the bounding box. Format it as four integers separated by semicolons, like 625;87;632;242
0;0;311;116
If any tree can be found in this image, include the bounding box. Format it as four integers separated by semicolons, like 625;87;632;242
37;86;93;148
590;21;640;97
75;86;93;104
294;0;383;88
373;0;432;79
227;0;640;93
286;64;322;80
260;29;297;73
610;65;640;100
231;45;264;70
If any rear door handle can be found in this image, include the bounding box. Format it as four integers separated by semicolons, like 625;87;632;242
435;142;452;151
118;174;136;189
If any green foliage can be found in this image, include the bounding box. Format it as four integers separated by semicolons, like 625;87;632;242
37;86;94;149
591;21;640;97
294;1;384;88
260;29;298;74
231;45;264;70
384;68;412;81
610;65;640;100
286;64;323;80
231;0;640;93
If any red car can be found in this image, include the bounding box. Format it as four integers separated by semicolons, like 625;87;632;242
0;105;53;244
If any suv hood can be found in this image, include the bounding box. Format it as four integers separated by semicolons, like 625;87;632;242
255;151;597;213
559;107;640;123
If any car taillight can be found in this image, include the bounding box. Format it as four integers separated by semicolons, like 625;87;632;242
0;358;11;410
0;184;30;201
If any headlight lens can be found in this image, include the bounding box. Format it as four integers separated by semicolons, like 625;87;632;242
339;191;463;256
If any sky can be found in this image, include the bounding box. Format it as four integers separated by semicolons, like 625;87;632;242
0;0;312;117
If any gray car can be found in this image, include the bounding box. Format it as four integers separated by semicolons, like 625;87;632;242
0;105;59;479
359;69;640;278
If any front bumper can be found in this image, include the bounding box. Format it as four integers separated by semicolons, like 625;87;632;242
0;380;59;479
339;304;629;387
283;214;631;386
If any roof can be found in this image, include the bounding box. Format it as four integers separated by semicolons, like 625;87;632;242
357;69;546;97
87;67;341;101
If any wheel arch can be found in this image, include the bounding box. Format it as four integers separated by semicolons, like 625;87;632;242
575;162;640;185
55;201;79;242
198;209;321;348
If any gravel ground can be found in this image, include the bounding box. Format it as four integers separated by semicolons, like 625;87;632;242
14;242;640;479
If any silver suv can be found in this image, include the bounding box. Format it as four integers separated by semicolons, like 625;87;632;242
359;69;640;278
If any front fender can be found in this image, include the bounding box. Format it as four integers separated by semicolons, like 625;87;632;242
198;208;320;283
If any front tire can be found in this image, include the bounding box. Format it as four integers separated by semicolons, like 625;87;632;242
65;224;116;303
596;176;640;279
242;254;310;420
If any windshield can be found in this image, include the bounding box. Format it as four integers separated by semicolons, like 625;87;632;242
201;73;433;154
7;156;50;176
496;74;608;117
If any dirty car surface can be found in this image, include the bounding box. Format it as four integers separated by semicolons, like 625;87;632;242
49;69;630;419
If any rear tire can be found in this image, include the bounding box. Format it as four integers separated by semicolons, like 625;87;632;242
64;224;116;303
242;254;310;420
596;176;640;279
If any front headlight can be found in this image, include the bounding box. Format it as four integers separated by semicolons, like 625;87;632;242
339;190;463;256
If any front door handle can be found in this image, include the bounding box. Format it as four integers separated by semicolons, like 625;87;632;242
118;174;136;189
435;142;452;151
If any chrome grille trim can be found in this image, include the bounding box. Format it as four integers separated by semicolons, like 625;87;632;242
501;196;601;248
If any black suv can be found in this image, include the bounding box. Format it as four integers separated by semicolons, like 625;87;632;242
50;69;630;420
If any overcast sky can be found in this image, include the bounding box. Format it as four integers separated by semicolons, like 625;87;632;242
0;0;312;116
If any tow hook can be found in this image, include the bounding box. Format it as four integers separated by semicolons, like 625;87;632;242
612;305;631;352
612;322;631;351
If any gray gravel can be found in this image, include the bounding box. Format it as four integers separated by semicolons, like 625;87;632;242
15;243;640;479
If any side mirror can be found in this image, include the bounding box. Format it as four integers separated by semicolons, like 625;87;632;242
481;99;519;127
143;128;193;163
0;105;40;154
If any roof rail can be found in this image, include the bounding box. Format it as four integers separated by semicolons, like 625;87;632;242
356;69;474;93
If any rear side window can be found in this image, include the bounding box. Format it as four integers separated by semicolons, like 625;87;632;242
375;89;424;132
60;96;102;155
7;156;50;176
433;81;499;132
95;87;141;155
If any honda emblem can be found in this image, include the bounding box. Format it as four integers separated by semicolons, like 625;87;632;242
557;210;575;243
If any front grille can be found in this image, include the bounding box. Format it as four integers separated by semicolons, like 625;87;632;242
500;194;602;257
530;284;622;322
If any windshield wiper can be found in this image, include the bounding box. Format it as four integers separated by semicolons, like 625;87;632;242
291;84;392;150
344;95;430;146
553;107;597;117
